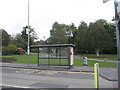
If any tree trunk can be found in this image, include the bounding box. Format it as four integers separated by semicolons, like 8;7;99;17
85;49;88;55
96;49;100;57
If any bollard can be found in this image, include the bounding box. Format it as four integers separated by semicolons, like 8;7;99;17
94;63;99;89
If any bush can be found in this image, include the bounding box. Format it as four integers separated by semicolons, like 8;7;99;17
7;44;18;55
31;48;38;53
0;46;2;55
2;44;18;55
2;46;7;55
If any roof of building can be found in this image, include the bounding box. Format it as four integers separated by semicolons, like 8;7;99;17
31;44;75;48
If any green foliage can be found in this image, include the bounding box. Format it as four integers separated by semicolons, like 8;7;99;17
88;21;109;56
2;46;7;55
1;19;116;55
21;26;38;47
13;33;27;49
48;20;116;55
48;22;77;44
2;44;18;55
69;23;77;44
75;20;116;55
7;44;18;54
75;21;89;53
1;29;10;47
48;22;70;44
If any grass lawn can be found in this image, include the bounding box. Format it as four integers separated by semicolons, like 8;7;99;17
80;54;117;61
1;54;117;68
1;54;38;64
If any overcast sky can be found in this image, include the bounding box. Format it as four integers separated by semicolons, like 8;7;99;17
0;0;118;40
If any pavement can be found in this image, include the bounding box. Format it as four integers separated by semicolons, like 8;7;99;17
0;62;118;82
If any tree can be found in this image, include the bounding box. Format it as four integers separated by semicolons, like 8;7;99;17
47;20;116;55
0;29;2;47
48;22;68;44
95;19;116;53
67;23;77;44
104;22;116;53
1;29;10;47
21;26;38;50
89;20;112;57
14;33;27;49
7;44;18;55
2;44;18;55
75;21;89;54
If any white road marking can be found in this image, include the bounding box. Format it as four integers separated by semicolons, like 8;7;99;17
67;71;93;74
0;84;36;88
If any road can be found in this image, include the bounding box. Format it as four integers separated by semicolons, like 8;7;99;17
1;67;116;89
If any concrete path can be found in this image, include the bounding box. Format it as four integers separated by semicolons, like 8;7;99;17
87;58;117;63
75;55;117;63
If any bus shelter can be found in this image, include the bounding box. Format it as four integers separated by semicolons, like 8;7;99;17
31;44;75;68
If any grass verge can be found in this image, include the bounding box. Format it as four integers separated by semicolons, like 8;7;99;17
1;54;117;68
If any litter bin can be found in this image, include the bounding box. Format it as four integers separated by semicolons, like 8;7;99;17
83;57;88;66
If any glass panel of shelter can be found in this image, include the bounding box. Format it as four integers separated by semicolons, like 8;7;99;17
38;47;69;66
39;47;48;64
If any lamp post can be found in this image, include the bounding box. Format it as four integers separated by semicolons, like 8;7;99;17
114;1;120;89
103;0;120;88
27;0;30;65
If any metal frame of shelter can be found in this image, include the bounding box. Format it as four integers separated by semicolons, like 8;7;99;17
31;44;75;68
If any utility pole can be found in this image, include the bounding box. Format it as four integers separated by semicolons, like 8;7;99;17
103;0;120;89
117;2;120;90
27;0;30;65
114;0;120;89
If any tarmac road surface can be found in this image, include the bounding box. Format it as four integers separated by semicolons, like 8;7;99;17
1;67;116;89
